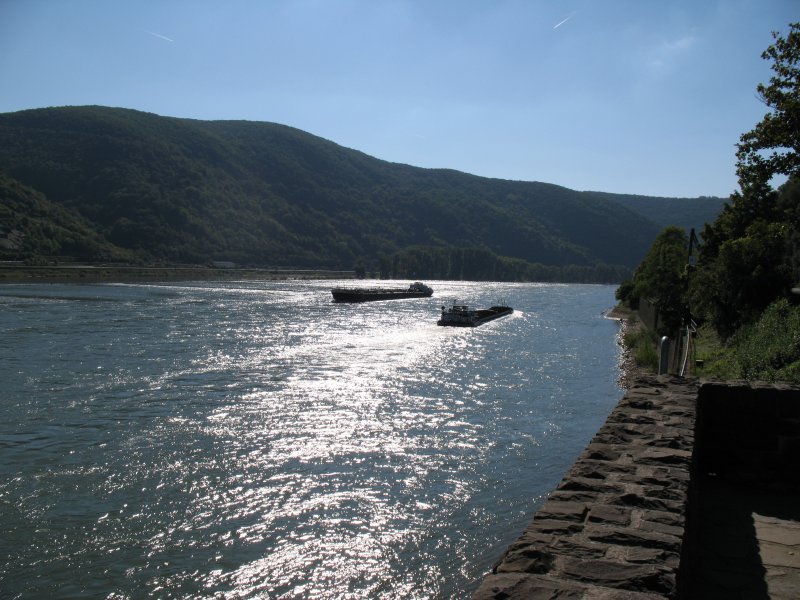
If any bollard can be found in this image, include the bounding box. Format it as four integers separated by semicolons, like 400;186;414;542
658;336;670;375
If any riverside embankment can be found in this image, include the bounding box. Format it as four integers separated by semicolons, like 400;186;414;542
474;375;800;599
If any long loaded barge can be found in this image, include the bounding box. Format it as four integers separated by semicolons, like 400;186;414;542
331;281;433;303
437;304;513;327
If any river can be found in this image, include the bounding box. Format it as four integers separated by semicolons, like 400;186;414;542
0;280;623;599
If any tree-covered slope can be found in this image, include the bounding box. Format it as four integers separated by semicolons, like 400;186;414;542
589;192;726;233
0;172;132;261
0;106;722;273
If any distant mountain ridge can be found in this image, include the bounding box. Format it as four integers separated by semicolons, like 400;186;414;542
589;191;726;234
0;106;724;280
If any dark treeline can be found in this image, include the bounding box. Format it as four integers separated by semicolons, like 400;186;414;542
381;246;630;283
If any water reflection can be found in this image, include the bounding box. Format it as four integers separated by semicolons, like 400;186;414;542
0;280;622;598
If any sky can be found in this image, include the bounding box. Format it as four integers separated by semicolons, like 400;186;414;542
0;0;797;198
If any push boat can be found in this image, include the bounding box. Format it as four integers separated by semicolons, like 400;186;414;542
331;281;433;303
437;304;513;327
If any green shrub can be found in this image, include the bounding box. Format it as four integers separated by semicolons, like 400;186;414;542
624;327;659;371
729;298;800;381
633;341;659;371
693;324;739;379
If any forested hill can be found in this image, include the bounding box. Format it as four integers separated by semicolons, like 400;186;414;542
588;192;726;233
0;106;724;281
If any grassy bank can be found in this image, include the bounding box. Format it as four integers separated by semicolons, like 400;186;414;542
624;326;659;372
616;297;800;384
693;298;800;382
607;305;651;387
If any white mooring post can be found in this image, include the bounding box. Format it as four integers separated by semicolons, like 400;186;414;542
658;336;670;375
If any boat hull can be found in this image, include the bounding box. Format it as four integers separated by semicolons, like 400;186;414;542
437;305;513;327
331;289;433;303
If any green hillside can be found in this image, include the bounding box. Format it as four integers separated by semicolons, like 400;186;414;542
0;172;132;261
590;192;726;233
0;106;724;281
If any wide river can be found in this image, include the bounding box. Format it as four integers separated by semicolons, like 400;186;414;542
0;280;623;599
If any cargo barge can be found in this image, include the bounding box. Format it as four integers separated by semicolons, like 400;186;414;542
437;304;513;327
331;281;433;303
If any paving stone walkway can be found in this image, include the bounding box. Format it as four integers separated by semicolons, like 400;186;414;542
689;480;800;599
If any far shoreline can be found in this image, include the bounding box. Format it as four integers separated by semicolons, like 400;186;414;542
0;265;629;287
0;265;356;285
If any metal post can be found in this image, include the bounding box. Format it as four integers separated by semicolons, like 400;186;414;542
659;336;670;375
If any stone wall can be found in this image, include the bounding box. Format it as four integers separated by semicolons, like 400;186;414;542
637;298;660;332
473;376;699;599
472;376;800;599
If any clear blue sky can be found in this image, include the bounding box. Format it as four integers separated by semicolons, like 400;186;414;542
1;0;796;198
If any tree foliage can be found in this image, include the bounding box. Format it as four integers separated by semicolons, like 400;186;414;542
691;184;797;337
736;22;800;190
617;226;688;335
0;172;132;261
687;23;800;338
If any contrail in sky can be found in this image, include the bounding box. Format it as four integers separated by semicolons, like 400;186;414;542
144;30;174;42
553;14;574;29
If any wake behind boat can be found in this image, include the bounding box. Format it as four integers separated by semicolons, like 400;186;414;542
331;281;433;303
437;303;513;327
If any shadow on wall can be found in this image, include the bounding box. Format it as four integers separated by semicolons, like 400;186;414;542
686;383;800;599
